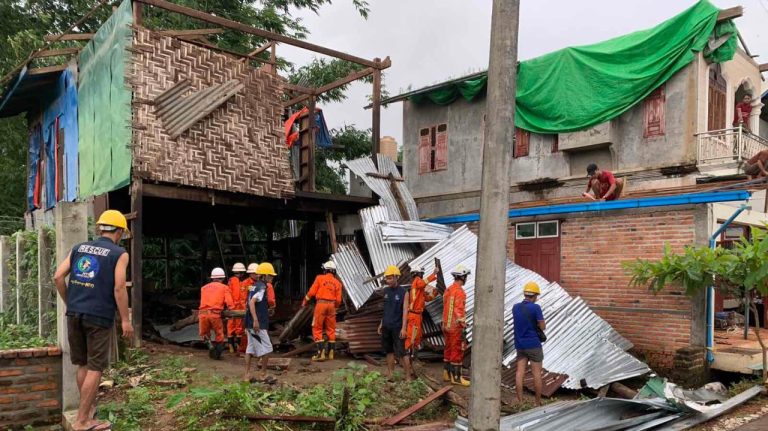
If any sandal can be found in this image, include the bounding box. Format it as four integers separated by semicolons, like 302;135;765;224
73;420;112;431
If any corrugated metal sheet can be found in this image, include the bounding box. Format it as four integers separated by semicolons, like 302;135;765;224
410;226;648;389
155;78;244;139
332;242;379;310
379;220;454;244
345;155;419;221
360;206;417;276
500;365;567;398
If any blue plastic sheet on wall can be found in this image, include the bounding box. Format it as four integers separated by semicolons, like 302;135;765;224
27;125;41;210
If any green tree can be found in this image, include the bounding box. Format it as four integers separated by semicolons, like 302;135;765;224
624;225;768;383
315;125;371;194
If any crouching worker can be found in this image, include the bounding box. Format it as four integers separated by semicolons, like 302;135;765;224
303;261;343;361
244;262;277;383
199;268;235;359
443;265;470;386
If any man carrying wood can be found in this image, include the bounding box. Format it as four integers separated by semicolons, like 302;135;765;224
582;163;624;201
378;265;412;380
244;262;277;383
303;261;343;361
227;262;248;353
404;265;440;375
744;149;768;179
199;267;235;360
443;265;470;386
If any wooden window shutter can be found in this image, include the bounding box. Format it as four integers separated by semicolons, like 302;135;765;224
435;124;448;171
514;128;529;158
643;85;665;138
418;128;431;174
552;134;559;153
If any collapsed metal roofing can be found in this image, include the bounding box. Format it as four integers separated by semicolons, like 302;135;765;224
331;242;378;310
378;220;454;244
345;155;419;221
360;205;418;276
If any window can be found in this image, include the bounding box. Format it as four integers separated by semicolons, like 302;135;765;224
514;127;530;158
643;85;665;138
418;123;448;174
516;222;536;239
537;221;559;238
551;134;559;153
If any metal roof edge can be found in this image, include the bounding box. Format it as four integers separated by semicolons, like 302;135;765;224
426;190;752;224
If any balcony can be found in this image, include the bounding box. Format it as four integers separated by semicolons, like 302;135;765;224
696;126;768;171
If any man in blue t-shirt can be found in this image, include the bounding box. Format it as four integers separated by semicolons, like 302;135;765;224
512;281;546;406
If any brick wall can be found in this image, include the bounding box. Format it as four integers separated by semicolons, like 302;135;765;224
559;209;698;370
0;347;62;429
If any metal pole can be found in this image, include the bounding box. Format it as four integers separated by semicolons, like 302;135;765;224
470;1;519;429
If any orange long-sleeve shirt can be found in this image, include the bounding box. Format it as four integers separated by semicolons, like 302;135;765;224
409;274;438;313
199;281;235;314
228;276;247;309
306;273;343;307
442;281;466;332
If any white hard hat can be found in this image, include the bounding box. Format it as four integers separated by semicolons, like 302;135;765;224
451;265;471;277
246;263;259;274
322;261;337;271
409;264;425;274
210;267;226;279
232;262;246;273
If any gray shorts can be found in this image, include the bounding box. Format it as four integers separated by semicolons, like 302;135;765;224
246;329;273;357
517;347;543;363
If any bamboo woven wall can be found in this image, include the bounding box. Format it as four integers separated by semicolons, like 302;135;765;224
128;27;294;198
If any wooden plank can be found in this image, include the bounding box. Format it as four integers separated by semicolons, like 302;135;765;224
372;62;382;156
265;357;292;370
278;342;316;358
382;386;452;426
130;179;144;347
27;64;67;76
717;6;743;22
225;414;335;423
325;212;338;253
32;48;80;58
284;65;386;107
173;36;270;64
307;97;316;192
284;83;315;95
158;28;224;37
248;41;273;56
137;0;378;67
43;33;95;41
388;173;411;220
366;172;403;181
759;64;768;73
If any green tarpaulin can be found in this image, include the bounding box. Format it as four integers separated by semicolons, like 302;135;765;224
409;0;737;134
77;0;133;198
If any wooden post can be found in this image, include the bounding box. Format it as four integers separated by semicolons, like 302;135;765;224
132;1;143;26
15;233;23;325
372;59;382;157
130;179;144;347
325;213;338;253
0;236;10;313
37;227;53;336
164;236;171;291
307;97;317;192
270;43;277;74
54;202;88;411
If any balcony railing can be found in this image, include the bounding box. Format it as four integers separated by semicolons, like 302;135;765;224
697;126;768;167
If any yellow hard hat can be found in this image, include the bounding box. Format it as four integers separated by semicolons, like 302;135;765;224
256;262;277;276
523;281;541;295
96;210;129;231
384;265;401;277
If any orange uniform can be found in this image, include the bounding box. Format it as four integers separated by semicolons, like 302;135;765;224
442;281;467;365
227;276;248;338
199;281;235;343
405;274;438;351
305;273;343;342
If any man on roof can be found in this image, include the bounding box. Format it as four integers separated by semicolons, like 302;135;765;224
582;163;625;201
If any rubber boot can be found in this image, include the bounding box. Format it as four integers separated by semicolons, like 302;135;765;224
443;363;451;382
327;342;335;360
213;342;225;360
451;364;470;387
228;336;235;353
311;342;326;362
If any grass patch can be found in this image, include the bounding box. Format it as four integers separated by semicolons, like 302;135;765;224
729;377;763;397
98;386;157;431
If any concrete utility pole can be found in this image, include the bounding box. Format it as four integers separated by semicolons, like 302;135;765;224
469;0;520;430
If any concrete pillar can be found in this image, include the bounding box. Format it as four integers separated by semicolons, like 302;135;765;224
15;233;24;325
38;227;54;337
54;202;88;411
0;236;10;312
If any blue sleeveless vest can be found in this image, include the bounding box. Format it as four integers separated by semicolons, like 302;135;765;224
244;281;269;329
66;237;126;323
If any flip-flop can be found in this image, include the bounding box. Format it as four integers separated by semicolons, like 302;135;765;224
74;421;112;431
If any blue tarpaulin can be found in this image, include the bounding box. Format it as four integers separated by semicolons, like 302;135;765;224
27;125;42;210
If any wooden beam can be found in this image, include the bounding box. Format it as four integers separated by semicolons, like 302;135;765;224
759;64;768;73
248;41;273;57
325;212;338;253
130;179;144;347
174;36;270;64
284;83;315;95
137;0;379;68
382;386;452;426
158;28;224;37
372;59;382;156
43;33;94;41
717;6;742;22
366;172;403;181
283;63;389;107
307;96;317;192
32;48;80;59
27;64;67;76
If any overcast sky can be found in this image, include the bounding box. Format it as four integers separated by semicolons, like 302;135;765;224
280;0;768;145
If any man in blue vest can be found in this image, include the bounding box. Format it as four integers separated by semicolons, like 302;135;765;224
243;263;276;383
377;265;412;381
512;281;546;406
54;210;133;431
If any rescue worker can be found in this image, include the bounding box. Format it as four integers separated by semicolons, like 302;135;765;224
244;262;277;383
303;261;343;361
227;262;248;353
377;265;412;380
199;267;235;360
442;265;470;386
405;265;440;372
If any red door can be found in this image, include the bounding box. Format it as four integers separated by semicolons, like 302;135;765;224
514;224;561;283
